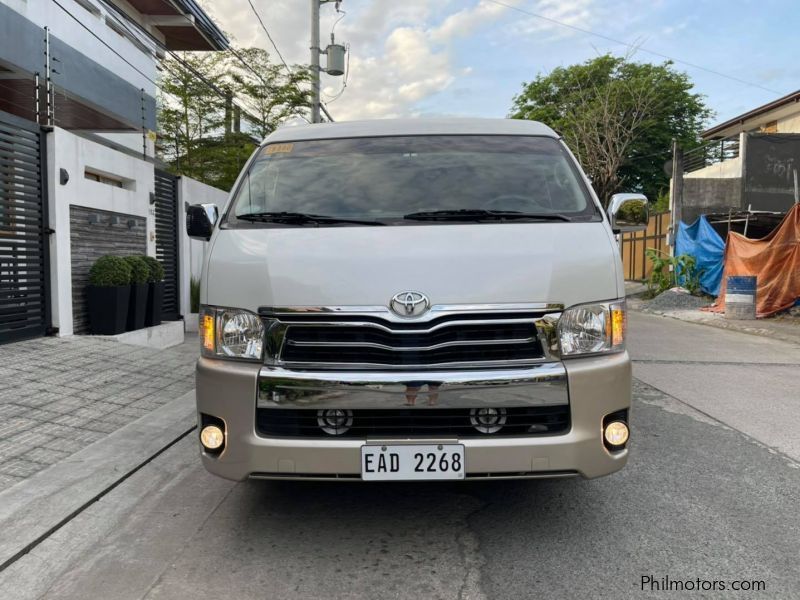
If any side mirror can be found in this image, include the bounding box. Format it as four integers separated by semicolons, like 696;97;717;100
608;193;649;233
186;204;218;241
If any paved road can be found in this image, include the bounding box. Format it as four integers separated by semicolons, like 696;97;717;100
2;313;799;599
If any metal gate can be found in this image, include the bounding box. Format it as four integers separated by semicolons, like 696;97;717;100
0;110;49;344
619;212;671;281
154;169;180;321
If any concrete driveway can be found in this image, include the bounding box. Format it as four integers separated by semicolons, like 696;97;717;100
1;312;798;599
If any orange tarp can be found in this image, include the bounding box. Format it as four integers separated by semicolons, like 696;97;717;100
707;204;800;317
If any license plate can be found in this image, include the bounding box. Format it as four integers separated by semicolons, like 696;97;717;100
361;444;465;481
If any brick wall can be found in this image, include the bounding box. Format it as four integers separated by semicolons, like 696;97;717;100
70;206;147;334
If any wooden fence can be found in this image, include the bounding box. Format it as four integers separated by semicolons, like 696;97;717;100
619;212;670;281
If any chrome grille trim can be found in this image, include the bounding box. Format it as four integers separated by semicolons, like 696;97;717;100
261;303;563;369
259;303;563;323
285;337;536;351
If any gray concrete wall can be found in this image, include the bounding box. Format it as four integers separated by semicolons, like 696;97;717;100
681;177;742;224
69;206;146;334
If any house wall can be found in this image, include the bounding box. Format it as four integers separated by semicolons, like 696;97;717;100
680;178;743;224
69;206;147;333
777;112;800;133
684;155;742;179
46;127;227;335
47;126;156;336
0;0;158;130
177;177;229;318
1;0;159;93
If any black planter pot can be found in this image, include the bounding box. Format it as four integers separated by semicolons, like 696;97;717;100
126;283;149;331
145;281;164;327
87;285;131;335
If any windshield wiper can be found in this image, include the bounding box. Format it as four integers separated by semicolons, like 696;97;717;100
402;209;571;222
237;211;385;226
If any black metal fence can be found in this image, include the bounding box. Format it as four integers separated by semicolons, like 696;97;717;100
154;169;181;321
0;109;50;344
683;135;741;174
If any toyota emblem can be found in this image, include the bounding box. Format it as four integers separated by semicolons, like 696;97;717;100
390;291;430;317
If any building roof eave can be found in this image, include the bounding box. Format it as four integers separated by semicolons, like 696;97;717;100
702;89;800;139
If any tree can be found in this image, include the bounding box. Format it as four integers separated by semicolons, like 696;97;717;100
510;55;712;205
157;46;312;190
157;51;228;185
227;47;312;140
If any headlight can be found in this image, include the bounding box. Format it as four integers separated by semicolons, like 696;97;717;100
557;300;626;357
200;306;264;361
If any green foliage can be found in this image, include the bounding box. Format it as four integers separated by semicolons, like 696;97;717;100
157;46;312;191
88;255;131;287
653;190;670;213
142;256;165;283
645;249;702;296
124;256;150;285
190;276;201;313
510;55;712;205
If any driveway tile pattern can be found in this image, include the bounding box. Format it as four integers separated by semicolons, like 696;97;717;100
0;334;198;492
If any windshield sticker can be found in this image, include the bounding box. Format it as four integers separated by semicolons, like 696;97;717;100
265;143;294;155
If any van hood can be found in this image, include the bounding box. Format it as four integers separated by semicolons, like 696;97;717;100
204;222;622;312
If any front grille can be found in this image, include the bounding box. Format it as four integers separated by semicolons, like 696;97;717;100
256;406;570;438
274;312;546;368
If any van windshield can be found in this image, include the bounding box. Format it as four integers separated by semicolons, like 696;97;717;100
228;135;598;226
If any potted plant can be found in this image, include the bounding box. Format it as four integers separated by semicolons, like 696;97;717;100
87;255;132;335
143;255;165;327
124;256;150;331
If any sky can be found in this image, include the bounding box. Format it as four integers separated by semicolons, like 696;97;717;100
199;0;799;130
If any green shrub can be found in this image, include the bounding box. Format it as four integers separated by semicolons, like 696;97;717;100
142;256;165;283
645;249;703;297
190;276;201;313
88;255;131;287
124;256;150;285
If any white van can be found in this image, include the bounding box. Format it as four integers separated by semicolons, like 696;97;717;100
187;118;647;482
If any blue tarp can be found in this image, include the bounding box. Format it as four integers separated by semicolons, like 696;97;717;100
675;215;725;296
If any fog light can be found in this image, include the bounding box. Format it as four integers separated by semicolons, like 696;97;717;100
470;407;507;434
200;425;224;450
604;421;629;447
317;409;353;435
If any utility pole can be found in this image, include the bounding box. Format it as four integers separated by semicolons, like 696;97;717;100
310;0;321;123
310;0;346;123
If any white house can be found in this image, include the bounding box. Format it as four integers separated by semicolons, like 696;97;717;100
0;0;228;343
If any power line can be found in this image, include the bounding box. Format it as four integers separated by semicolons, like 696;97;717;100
246;0;292;74
486;0;783;96
50;0;163;91
244;0;335;122
98;0;270;125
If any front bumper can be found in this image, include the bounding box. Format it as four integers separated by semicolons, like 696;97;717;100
196;352;631;480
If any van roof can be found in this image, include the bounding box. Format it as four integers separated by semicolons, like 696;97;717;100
263;118;558;144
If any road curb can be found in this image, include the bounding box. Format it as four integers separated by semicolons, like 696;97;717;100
0;390;197;571
630;306;800;346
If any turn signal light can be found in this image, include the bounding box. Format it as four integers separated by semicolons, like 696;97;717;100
610;307;626;347
200;425;224;451
201;313;215;352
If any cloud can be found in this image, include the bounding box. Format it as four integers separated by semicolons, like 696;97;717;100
325;1;521;120
201;0;523;121
507;0;597;40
